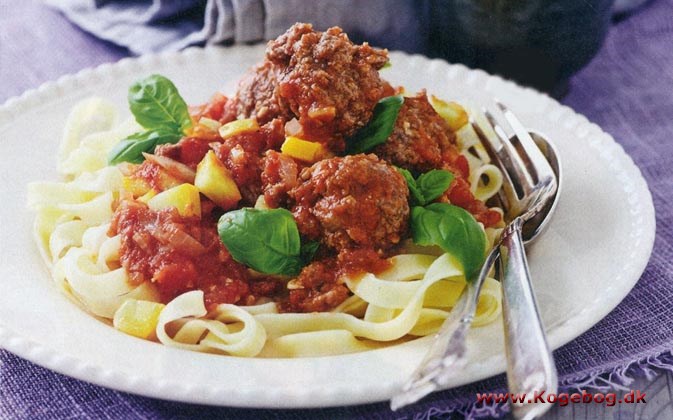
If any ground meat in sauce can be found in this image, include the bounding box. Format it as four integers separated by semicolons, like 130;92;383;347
284;258;346;313
109;200;254;309
289;154;409;252
155;137;212;169
210;118;284;204
283;248;391;313
111;24;504;316
371;91;501;227
225;62;294;125
260;150;300;208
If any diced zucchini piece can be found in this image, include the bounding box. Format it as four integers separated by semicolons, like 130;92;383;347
113;299;165;340
194;150;242;210
199;117;222;131
218;119;259;139
147;183;201;217
281;136;328;163
122;176;151;197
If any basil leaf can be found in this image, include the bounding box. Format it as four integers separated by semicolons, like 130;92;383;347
417;170;454;204
397;167;454;206
128;74;193;133
217;208;305;276
410;203;486;282
108;129;181;164
346;95;404;154
300;241;321;265
396;167;425;206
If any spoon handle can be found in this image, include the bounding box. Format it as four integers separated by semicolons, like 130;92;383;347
499;217;558;420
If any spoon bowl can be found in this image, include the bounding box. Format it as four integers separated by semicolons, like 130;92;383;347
513;131;562;243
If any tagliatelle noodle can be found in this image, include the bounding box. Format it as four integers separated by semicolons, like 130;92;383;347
156;291;266;357
28;96;505;358
455;117;505;202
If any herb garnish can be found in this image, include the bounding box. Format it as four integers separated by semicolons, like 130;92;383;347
410;203;486;282
345;95;404;154
397;168;454;206
108;74;192;164
217;208;317;276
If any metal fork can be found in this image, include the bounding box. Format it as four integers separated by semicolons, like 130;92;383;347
482;102;559;419
391;102;559;418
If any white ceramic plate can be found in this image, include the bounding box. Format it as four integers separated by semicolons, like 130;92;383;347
0;46;655;408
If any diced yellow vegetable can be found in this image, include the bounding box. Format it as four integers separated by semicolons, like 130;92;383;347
137;189;157;204
147;183;201;218
218;118;259;139
122;176;151;197
199;117;222;131
194;150;242;210
430;96;469;131
113;299;165;340
281;136;328;163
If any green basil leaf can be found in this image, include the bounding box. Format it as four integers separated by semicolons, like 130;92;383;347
417;169;454;204
410;203;486;282
107;129;181;165
396;167;425;206
300;241;321;265
346;95;404;154
397;167;453;206
381;61;392;69
217;208;304;276
128;74;193;133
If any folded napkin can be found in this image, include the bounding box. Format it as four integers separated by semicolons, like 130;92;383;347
46;0;649;56
45;0;429;55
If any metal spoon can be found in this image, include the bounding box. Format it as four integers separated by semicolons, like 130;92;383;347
391;104;561;415
487;103;561;420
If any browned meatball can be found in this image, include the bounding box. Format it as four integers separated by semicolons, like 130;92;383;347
269;24;389;152
289;154;409;252
227;23;389;152
225;62;294;125
373;91;458;173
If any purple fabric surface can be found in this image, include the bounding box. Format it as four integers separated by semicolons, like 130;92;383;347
2;0;673;418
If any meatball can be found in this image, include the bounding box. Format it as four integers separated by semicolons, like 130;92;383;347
227;23;389;152
373;91;459;173
268;24;389;151
225;62;293;125
289;154;409;252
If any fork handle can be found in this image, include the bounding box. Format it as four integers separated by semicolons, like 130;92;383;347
499;217;558;420
390;246;500;411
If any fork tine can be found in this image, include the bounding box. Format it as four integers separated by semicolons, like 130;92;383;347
470;118;516;213
483;109;537;196
496;101;555;184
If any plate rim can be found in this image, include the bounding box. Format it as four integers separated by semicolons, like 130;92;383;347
0;45;657;408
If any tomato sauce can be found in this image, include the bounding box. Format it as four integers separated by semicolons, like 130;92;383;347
110;200;254;309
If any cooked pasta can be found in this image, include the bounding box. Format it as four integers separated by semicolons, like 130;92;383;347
28;23;507;359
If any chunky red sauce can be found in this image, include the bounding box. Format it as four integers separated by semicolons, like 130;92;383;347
109;201;253;309
110;24;503;314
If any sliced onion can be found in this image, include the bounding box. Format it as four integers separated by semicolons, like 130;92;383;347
284;118;303;137
149;223;206;257
143;153;196;183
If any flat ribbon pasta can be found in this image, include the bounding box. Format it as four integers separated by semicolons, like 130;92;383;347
29;97;505;359
156;291;266;357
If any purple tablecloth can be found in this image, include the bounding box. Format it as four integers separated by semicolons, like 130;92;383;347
2;0;673;418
